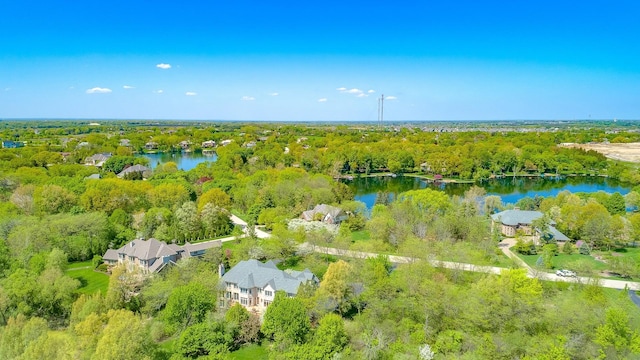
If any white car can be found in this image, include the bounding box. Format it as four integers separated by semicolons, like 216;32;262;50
556;269;577;277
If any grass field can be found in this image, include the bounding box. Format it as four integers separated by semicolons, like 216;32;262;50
65;261;109;294
518;253;609;272
229;344;269;359
351;230;371;242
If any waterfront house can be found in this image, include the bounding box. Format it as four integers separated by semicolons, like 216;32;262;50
84;152;112;167
301;204;349;225
117;164;151;178
491;209;569;245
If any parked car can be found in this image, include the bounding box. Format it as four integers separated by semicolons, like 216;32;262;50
556;269;577;277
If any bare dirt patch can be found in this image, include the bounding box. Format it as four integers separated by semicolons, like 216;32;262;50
559;142;640;163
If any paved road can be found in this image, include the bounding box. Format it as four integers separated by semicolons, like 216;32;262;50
498;238;640;291
227;214;640;291
302;242;640;291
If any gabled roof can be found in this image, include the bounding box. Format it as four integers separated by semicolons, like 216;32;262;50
116;238;177;261
222;259;317;295
301;204;346;221
117;164;150;177
86;153;112;162
547;226;570;242
103;249;119;261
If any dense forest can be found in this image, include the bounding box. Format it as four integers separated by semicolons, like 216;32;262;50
1;120;640;359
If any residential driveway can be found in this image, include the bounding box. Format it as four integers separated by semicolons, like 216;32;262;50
498;238;640;291
630;291;640;308
229;215;272;239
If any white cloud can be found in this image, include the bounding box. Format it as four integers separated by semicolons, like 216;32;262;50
318;98;328;102
185;92;197;96
153;90;164;94
156;63;171;69
386;96;397;100
368;89;375;93
241;96;255;101
269;92;279;96
338;87;365;95
123;85;135;89
86;87;112;94
357;93;368;98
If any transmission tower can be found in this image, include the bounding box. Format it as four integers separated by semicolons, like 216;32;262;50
377;94;384;127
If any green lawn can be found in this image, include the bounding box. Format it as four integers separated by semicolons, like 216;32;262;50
67;260;94;269
518;253;609;272
351;230;371;242
229;344;269;359
66;262;109;295
609;247;640;260
222;240;243;253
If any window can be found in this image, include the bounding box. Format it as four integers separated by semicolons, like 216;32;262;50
240;288;248;294
263;300;271;307
240;298;248;305
234;293;239;300
226;292;231;299
265;290;273;297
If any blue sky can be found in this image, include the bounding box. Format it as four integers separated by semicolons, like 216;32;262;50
1;1;639;121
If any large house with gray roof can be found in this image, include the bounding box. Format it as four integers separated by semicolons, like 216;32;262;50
103;238;221;274
117;164;151;178
491;209;569;245
220;259;318;312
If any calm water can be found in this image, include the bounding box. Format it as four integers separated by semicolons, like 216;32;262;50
141;151;218;171
345;175;632;210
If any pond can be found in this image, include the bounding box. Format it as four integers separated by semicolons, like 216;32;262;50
140;151;218;171
344;175;632;210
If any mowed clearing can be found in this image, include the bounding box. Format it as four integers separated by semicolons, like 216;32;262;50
560;142;640;163
66;261;110;294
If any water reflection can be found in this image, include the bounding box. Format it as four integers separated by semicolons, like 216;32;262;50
140;151;218;171
344;175;632;210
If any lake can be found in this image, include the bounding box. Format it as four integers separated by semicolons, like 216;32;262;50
141;151;218;171
345;175;632;210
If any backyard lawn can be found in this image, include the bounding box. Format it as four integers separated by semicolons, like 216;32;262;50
351;230;371;242
65;261;109;294
229;344;269;359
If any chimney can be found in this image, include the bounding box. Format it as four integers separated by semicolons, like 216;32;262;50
218;263;225;278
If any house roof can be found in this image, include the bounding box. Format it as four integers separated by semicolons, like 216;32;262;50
116;238;177;261
103;249;119;261
301;204;346;221
86;153;112;163
117;164;150;177
491;210;547;226
183;240;222;254
221;259;317;295
548;226;570;241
